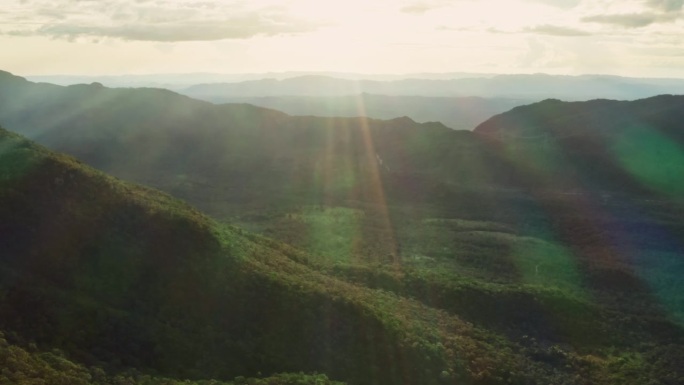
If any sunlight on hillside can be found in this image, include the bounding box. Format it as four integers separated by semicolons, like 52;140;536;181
611;123;684;197
477;108;684;329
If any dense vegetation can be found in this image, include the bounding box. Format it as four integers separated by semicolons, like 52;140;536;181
0;127;627;385
0;330;343;385
1;70;683;384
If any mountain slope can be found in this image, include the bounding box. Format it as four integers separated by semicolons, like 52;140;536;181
2;72;684;384
2;126;628;385
473;95;684;197
0;70;509;217
2;71;684;318
0;126;415;383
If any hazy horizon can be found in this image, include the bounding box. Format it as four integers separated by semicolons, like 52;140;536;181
18;70;684;80
2;0;683;78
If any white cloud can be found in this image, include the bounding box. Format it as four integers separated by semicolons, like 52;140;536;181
582;12;679;28
400;0;458;14
3;0;319;41
524;24;592;36
645;0;683;12
14;15;315;42
524;0;582;9
580;0;683;28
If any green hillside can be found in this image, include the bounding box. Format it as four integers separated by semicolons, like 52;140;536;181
0;127;631;385
474;96;684;197
2;124;682;384
1;70;684;384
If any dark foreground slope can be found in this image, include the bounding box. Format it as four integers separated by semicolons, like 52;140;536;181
0;127;433;384
1;127;638;385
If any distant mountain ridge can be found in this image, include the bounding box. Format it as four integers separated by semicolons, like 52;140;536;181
24;71;684;100
2;69;684;209
25;71;494;89
184;93;528;130
19;70;684;131
181;73;684;100
0;69;479;210
475;95;684;136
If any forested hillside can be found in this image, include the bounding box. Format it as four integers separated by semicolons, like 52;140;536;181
1;70;684;384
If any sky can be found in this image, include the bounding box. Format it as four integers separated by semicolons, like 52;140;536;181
1;0;683;77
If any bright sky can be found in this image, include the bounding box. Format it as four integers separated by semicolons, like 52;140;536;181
1;0;683;77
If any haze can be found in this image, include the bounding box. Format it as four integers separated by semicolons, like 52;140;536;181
2;0;683;77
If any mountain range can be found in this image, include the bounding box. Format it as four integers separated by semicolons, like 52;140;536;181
25;71;494;89
1;69;683;384
181;93;528;130
180;74;684;100
24;72;684;130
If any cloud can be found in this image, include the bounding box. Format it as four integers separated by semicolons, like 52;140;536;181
582;12;679;28
436;25;477;32
400;0;455;14
20;16;314;42
401;3;434;13
2;0;319;42
582;0;683;28
523;0;581;9
645;0;683;12
524;24;592;36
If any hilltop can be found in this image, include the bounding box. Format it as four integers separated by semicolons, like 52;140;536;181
473;95;684;196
